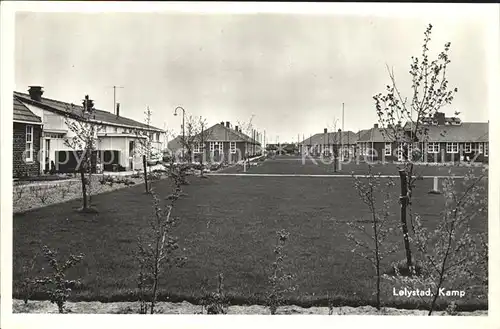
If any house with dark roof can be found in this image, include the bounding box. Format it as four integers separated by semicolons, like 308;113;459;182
168;121;262;163
414;113;489;163
299;128;359;159
357;112;489;163
13;97;43;177
13;86;166;175
356;123;402;161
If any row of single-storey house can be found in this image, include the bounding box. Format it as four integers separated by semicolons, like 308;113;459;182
13;86;166;178
166;121;263;163
13;86;263;178
299;112;489;163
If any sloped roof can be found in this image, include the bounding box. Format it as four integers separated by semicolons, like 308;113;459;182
300;131;358;145
361;122;488;143
204;123;249;142
197;123;260;144
420;122;488;142
167;135;183;152
14;92;163;132
357;127;395;143
232;127;257;143
166;123;262;151
13;96;42;123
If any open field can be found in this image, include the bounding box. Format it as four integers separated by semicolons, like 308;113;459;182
13;155;488;312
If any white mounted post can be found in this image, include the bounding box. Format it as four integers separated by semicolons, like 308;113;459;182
243;159;247;172
428;176;442;194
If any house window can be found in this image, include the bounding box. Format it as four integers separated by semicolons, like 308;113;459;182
464;142;472;153
427;142;440;153
230;142;236;154
114;126;118;133
25;125;33;162
484;143;488;157
156;132;160;141
427;143;439;153
384;142;392;156
210;142;222;152
193;143;201;153
446;142;458;154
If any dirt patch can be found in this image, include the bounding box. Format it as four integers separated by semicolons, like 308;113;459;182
12;300;487;315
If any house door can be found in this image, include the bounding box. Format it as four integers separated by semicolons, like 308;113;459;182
129;141;135;170
397;144;404;161
44;139;51;173
398;143;413;161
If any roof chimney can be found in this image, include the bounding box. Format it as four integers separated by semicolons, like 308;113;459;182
220;121;224;125
226;121;230;128
82;95;94;112
434;112;445;125
235;125;238;132
28;86;44;102
116;103;120;117
324;128;327;134
374;123;379;128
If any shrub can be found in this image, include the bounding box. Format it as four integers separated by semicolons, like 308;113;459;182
14;186;25;203
385;259;423;277
32;246;84;313
32;186;52;204
21;252;40;304
200;273;229;314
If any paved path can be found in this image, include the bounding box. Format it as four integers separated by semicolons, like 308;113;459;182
206;173;467;179
14;178;79;188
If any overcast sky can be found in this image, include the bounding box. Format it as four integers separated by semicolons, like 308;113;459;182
15;11;491;142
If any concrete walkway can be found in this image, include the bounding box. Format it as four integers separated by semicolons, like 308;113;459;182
14;178;79;188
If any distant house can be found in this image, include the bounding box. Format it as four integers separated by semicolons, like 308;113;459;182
168;121;262;163
166;135;184;155
356;124;399;161
357;112;489;163
13;96;43;178
413;112;488;163
265;143;298;154
13;86;166;176
299;128;358;159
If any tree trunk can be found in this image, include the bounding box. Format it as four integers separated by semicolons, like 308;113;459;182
143;155;149;193
398;170;413;269
80;167;88;209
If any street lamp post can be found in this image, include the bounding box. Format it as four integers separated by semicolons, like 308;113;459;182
174;106;186;161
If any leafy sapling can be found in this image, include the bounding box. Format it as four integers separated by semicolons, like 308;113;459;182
34;246;84;313
385;168;487;315
373;24;459;269
347;165;399;310
266;229;297;315
136;178;187;314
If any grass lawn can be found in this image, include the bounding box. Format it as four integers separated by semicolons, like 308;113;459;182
219;155;488;177
13;160;488;312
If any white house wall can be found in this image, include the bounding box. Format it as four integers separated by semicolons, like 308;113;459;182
21;101;165;172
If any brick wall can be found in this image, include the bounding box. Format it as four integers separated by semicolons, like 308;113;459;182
13;122;41;178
